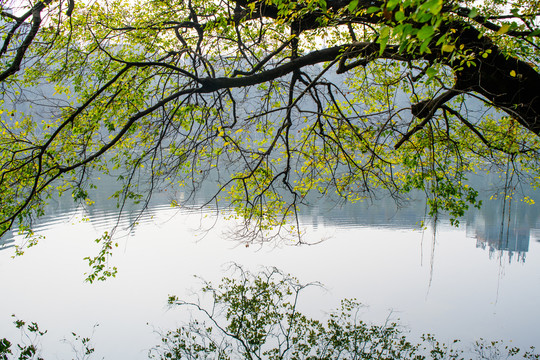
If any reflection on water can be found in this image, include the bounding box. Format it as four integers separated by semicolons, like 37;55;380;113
2;172;540;265
473;221;529;263
1;174;539;360
0;237;14;250
302;193;540;265
466;189;540;263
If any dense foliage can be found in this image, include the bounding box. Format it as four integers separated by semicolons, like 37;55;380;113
152;267;540;359
1;0;540;272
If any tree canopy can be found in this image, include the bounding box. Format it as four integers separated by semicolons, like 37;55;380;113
1;0;540;251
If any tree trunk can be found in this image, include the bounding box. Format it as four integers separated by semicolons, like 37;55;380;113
451;26;540;135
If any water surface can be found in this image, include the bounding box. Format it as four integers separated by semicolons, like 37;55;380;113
1;180;539;359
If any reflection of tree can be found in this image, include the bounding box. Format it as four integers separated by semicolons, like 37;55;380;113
5;168;538;262
151;266;540;359
299;173;540;263
156;265;436;359
300;193;427;229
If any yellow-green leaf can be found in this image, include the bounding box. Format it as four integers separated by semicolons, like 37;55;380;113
441;44;455;52
497;24;511;35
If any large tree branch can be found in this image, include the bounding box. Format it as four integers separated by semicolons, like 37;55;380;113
447;25;540;135
198;41;409;92
229;0;540;136
0;0;53;82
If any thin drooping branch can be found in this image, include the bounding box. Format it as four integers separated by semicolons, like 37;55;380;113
232;37;294;77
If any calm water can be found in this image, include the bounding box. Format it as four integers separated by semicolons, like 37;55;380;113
1;178;540;359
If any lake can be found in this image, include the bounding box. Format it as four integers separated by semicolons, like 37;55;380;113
1;175;540;359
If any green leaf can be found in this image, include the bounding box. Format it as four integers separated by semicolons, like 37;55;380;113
419;39;431;53
420;0;443;15
348;0;359;12
386;0;400;11
379;26;390;39
378;26;390;55
415;11;432;23
426;67;437;78
366;6;380;14
395;10;405;22
417;25;435;40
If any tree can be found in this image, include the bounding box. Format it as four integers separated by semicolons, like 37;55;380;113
155;266;435;359
152;266;540;359
1;0;539;258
